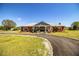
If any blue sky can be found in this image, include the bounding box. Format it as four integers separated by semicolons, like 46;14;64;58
0;3;79;26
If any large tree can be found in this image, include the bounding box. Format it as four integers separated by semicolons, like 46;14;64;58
71;21;79;30
2;19;16;30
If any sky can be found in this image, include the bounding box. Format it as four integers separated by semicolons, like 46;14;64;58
0;3;79;26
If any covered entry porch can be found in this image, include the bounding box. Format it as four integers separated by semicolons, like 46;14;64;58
32;25;52;33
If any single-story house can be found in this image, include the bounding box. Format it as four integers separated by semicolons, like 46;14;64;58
21;21;64;33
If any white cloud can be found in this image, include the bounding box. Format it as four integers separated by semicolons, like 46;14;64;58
17;17;22;21
26;23;36;26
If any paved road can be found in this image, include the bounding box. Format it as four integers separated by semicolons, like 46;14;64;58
23;33;79;56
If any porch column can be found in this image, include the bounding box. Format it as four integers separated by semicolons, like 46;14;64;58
50;26;52;32
32;26;35;33
39;25;40;32
45;26;47;33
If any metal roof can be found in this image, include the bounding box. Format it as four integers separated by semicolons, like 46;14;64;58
34;21;50;26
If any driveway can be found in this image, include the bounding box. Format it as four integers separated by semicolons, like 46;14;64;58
23;33;79;56
0;33;79;56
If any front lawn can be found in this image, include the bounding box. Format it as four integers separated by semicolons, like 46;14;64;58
51;30;79;39
0;34;48;56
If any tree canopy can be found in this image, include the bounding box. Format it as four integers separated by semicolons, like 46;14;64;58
71;21;79;30
2;19;16;30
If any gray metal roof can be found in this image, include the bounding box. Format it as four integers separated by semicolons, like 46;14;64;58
34;21;50;26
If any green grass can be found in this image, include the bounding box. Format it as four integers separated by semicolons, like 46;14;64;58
51;30;79;39
0;34;48;56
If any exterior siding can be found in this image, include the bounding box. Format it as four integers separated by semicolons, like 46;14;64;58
21;26;64;32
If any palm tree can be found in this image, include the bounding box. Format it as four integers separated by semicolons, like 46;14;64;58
58;22;61;25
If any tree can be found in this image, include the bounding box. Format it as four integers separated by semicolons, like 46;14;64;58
2;19;16;30
0;26;4;30
58;22;61;25
71;21;79;30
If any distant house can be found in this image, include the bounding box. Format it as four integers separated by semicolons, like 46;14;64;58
21;21;64;33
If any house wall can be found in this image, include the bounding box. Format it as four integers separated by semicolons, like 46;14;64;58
21;26;64;32
21;26;33;32
52;26;64;32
